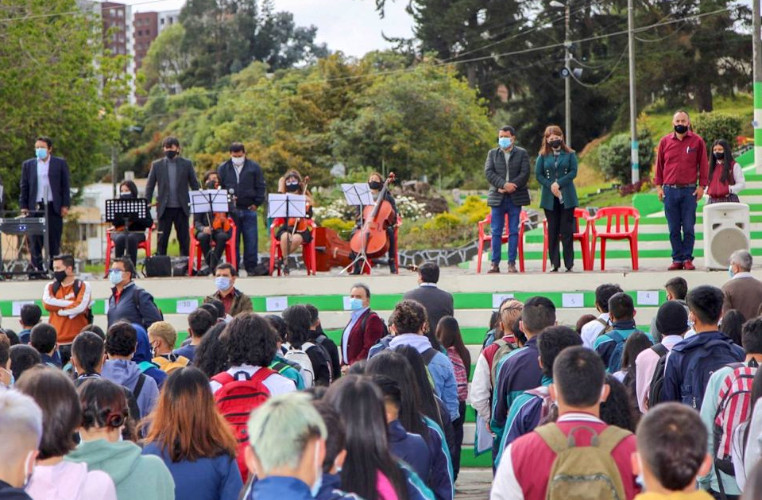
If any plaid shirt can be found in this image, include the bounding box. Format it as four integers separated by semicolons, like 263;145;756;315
447;347;469;402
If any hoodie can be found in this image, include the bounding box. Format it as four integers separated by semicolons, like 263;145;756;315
27;461;117;500
65;439;174;500
0;480;31;500
389;334;460;421
101;359;159;418
131;323;167;389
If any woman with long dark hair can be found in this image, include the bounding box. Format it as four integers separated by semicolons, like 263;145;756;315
66;378;174;500
707;139;745;204
535;124;578;272
435;316;470;481
143;367;242;500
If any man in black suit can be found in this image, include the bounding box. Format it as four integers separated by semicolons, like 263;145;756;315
402;262;454;335
217;142;266;274
145;137;200;256
484;125;531;273
20;136;71;272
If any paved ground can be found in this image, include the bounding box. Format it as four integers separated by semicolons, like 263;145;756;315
456;469;492;499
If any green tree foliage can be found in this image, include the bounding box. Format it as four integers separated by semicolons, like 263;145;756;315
598;130;655;184
692;112;743;149
178;0;328;88
138;23;189;94
0;0;127;208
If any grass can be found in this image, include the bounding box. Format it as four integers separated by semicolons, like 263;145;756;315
639;94;754;138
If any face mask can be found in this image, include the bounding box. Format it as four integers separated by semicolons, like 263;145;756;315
635;456;645;490
285;182;300;192
215;276;231;291
165;150;178;160
231;156;245;166
729;265;735;278
368;181;383;190
498;137;512;149
23;450;34;488
714;151;725;160
549;139;562;149
310;443;323;498
349;298;363;311
35;148;48;160
53;270;67;283
205;181;217;190
109;270;123;286
674;124;688;134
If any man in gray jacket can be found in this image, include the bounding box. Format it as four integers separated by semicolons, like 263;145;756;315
484;125;530;273
145;136;200;256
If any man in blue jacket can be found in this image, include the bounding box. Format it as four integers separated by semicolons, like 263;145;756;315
217;142;266;275
660;285;744;409
106;257;163;330
19;136;71;272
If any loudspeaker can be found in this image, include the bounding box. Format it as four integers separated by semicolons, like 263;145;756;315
703;202;750;270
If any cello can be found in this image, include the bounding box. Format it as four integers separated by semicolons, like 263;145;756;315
350;172;396;258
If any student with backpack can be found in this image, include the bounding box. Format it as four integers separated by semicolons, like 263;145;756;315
143;367;243;500
101;322;160;419
29;324;61;368
491;347;639;500
491;297;556;463
649;277;690;343
388;300;460;422
594;292;650;373
210;312;295;480
698;317;762;499
147;322;190;374
580;283;622;349
306;304;341;380
498;326;582;462
106;257;163;330
633;403;714;500
264;315;306;390
635;301;689;412
284;305;332;387
660;286;744;410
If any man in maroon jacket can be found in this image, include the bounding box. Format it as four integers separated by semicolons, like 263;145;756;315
340;283;385;369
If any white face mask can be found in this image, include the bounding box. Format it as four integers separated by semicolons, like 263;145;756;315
310;442;323;497
232;156;245;167
23;450;35;488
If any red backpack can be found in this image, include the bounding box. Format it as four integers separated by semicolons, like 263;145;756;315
712;362;757;480
212;368;275;481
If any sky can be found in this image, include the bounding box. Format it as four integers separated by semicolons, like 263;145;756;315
124;0;416;57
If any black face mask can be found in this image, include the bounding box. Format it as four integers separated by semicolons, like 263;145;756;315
674;124;688;134
713;152;725;160
205;181;218;190
285;183;300;192
53;270;67;283
165;150;178;160
120;192;132;199
368;181;383;190
549;140;563;149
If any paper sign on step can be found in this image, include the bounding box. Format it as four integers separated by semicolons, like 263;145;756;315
492;293;515;309
12;301;35;316
265;296;288;312
636;291;660;306
562;293;584;308
176;299;199;314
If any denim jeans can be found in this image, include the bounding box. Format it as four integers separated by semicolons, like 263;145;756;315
490;196;522;264
232;209;259;272
664;186;697;262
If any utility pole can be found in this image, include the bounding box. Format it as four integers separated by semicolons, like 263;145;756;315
564;1;571;148
754;0;762;173
628;0;639;183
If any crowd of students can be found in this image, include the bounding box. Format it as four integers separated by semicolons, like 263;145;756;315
4;258;762;500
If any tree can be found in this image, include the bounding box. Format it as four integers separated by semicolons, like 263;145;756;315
178;0;328;88
0;0;126;207
138;23;189;94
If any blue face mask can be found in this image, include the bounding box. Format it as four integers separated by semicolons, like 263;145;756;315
349;298;363;311
310;474;323;498
729;265;735;278
35;147;48;160
109;270;123;285
215;276;231;291
498;137;512;149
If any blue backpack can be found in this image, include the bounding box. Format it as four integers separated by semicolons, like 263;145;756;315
679;338;744;409
606;330;641;374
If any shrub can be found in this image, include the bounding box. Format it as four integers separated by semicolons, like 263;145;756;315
320;218;355;239
598;131;654;184
455;195;490;223
692;112;743;149
423;213;461;231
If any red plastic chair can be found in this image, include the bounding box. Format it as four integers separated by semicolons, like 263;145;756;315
188;219;238;276
104;224;154;277
542;208;593;271
476;211;528;273
589;207;640;271
269;218;317;276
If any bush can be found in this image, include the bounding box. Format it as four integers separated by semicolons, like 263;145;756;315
320;218;355;239
692;112;743;149
423;213;461;231
598;130;655;184
455;195;490;224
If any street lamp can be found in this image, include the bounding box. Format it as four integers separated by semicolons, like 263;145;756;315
550;0;571;148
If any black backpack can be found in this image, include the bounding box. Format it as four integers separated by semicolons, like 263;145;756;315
360;311;390;339
647;343;669;409
51;279;93;323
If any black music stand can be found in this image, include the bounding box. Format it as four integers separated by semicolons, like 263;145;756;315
105;198;149;223
340;184;374;275
189;190;230;266
0;211;48;279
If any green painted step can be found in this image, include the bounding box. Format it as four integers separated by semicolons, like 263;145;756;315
526;230;762;243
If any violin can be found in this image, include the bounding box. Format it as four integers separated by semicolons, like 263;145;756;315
350;172;396;258
286;176;311;232
212;212;231;232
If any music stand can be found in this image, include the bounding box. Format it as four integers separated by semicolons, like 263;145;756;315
189;190;231;265
105;198;149;223
340;184;375;275
268;194;307;273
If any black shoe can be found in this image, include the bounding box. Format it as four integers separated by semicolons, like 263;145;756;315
550;266;559;273
283;264;290;276
488;264;500;274
566;267;574;273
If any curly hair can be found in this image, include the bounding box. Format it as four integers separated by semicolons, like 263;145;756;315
390;300;427;335
282;305;312;349
221;313;277;367
194;323;229;378
105;322;137;357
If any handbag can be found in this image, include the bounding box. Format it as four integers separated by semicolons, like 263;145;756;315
143;255;172;277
